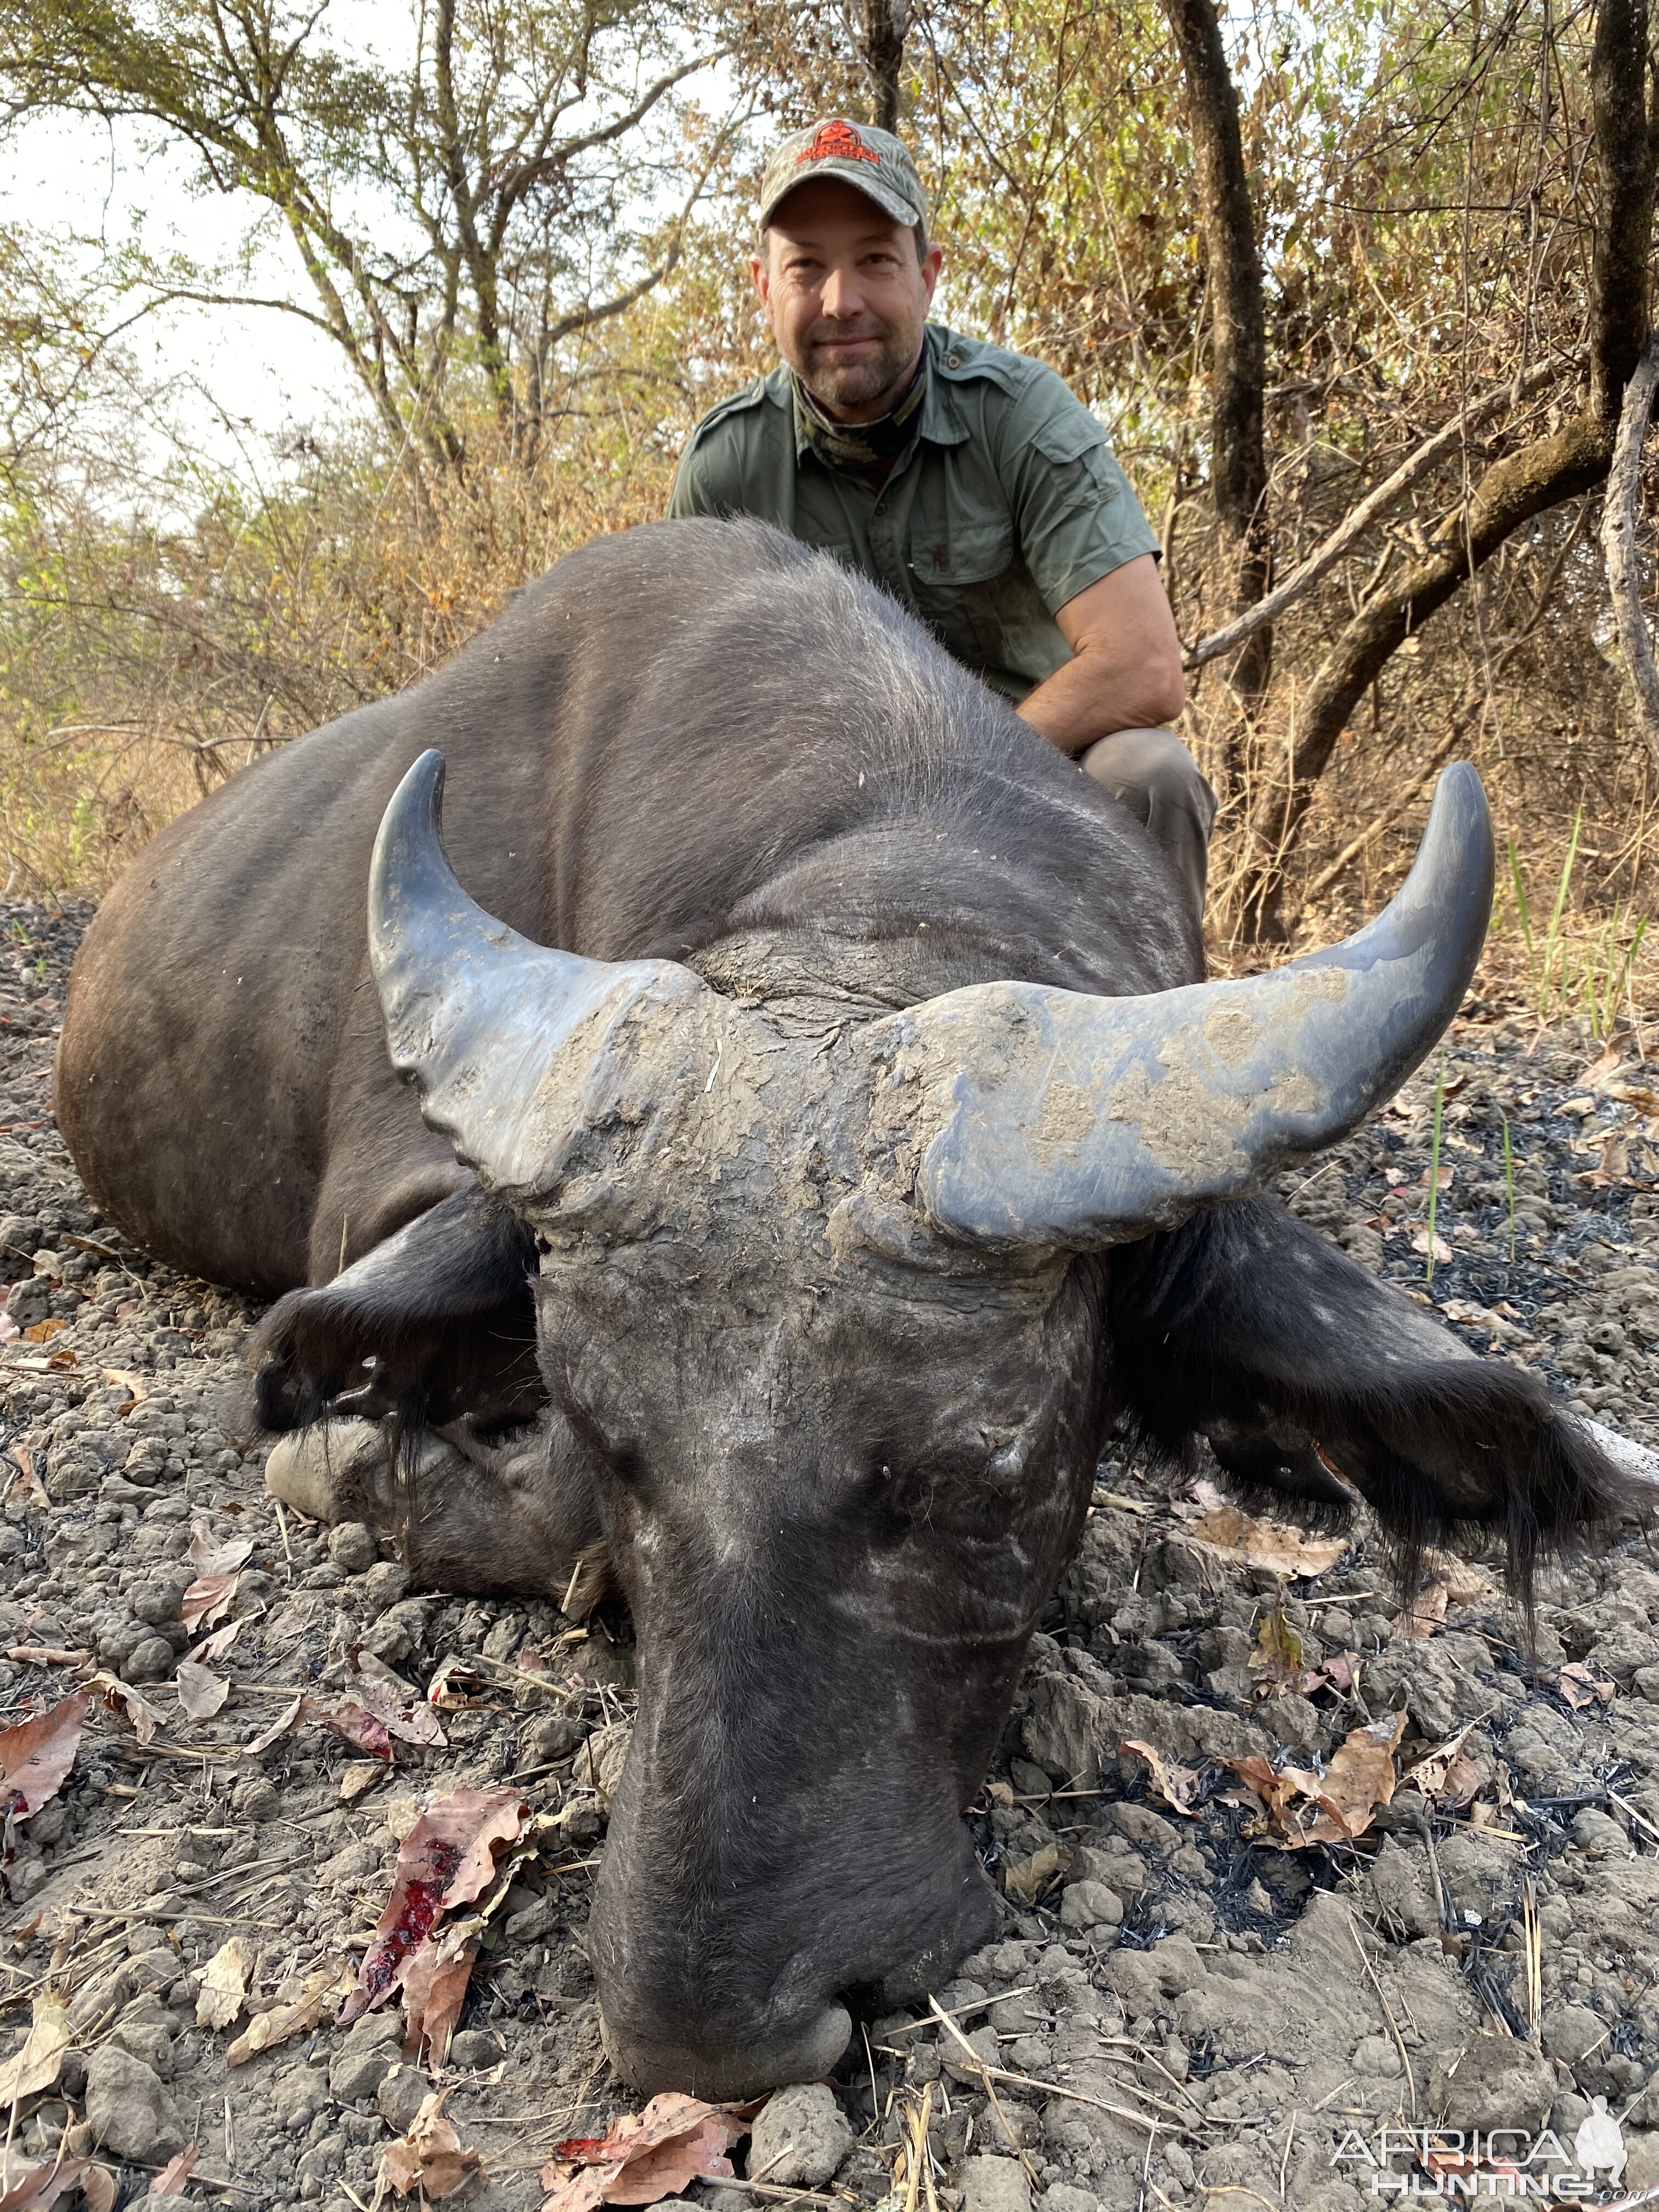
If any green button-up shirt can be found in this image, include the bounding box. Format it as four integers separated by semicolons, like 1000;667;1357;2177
667;323;1159;702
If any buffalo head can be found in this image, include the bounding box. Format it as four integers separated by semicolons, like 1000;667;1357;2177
361;748;1615;2095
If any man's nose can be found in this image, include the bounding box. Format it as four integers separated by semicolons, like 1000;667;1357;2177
819;266;865;319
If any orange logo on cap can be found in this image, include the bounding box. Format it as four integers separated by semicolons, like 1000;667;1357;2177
797;120;880;166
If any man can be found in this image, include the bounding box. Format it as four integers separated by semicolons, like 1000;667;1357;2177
668;116;1215;913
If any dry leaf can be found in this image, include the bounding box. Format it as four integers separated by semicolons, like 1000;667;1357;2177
1419;1550;1499;1604
195;1936;257;2030
1396;1583;1449;1640
319;1679;447;1760
1582;1045;1627;1089
341;1760;386;1803
149;2146;198;2196
1185;1505;1348;1579
1406;1723;1483;1811
227;1962;352;2066
189;1618;245;1665
1558;1661;1616;1711
401;1933;478;2069
0;2159;87;2212
180;1572;240;1635
0;1998;68;2102
3;1452;47;1513
1117;1740;1200;1818
0;1692;91;1819
188;1520;256;1578
1249;1606;1314;1698
340;1788;526;2025
80;2168;116;2212
21;1319;66;1345
175;1661;229;1721
100;1367;148;1407
86;1670;162;1747
540;2092;750;2212
240;1691;304;1759
382;2090;483;2202
1001;1841;1071;1905
1224;1712;1408;1849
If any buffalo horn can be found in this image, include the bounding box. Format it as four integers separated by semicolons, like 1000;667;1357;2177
900;761;1494;1249
368;749;705;1194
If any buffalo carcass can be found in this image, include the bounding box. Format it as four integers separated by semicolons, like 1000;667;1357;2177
58;517;1633;2096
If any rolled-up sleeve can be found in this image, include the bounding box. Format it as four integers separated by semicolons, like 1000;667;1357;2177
998;370;1159;614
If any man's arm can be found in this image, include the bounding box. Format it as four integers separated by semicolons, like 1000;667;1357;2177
1016;555;1186;755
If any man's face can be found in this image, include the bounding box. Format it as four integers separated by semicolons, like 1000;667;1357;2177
752;178;943;422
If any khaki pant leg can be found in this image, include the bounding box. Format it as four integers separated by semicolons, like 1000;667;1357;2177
1079;726;1217;919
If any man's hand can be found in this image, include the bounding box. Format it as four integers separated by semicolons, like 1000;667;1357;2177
1016;555;1186;754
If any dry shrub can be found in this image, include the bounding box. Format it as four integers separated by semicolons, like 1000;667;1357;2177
0;399;680;893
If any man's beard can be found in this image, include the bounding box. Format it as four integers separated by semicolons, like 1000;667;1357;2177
793;317;923;416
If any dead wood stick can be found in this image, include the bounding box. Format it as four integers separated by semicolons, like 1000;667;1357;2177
1600;328;1659;776
1186;350;1582;670
925;1997;1195;2141
1347;1914;1417;2118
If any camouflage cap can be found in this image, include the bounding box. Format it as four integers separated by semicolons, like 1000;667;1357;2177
758;119;928;233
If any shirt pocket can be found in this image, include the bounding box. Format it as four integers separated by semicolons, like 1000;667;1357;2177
908;515;1016;669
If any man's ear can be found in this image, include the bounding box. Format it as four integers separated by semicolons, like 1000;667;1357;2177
921;240;943;306
750;249;772;320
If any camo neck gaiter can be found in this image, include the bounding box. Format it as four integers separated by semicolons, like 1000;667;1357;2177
792;342;929;478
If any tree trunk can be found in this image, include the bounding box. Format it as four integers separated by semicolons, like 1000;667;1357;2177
1160;0;1271;732
1236;0;1656;939
864;0;904;135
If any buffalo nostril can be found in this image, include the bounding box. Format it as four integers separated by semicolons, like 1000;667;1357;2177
600;2000;853;2101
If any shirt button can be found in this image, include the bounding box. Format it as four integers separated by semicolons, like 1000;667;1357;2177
874;501;887;515
946;352;960;367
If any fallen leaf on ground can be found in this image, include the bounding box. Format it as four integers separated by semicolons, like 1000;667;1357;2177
189;1617;244;1665
1419;1550;1499;1604
319;1678;447;1760
188;1520;256;1578
1396;1583;1449;1640
1557;1661;1616;1711
3;1451;47;1511
1409;1228;1453;1264
1184;1504;1347;1579
100;1367;148;1407
540;2091;750;2212
1249;1606;1315;1698
86;1671;162;1746
1405;1723;1483;1810
149;2146;198;2196
340;1788;526;2024
341;1760;386;1803
401;1929;478;2069
0;1997;68;2102
195;1936;257;2030
382;2091;483;2202
180;1572;240;1635
240;1691;304;1758
174;1661;230;1721
0;1692;91;1819
227;1962;352;2066
0;2159;87;2212
1225;1712;1409;1849
80;2169;116;2212
425;1656;489;1709
1002;1840;1071;1905
1582;1045;1627;1089
21;1319;66;1345
1317;1650;1363;1695
1118;1740;1200;1818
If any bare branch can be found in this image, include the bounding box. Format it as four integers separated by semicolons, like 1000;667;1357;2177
1186;349;1585;671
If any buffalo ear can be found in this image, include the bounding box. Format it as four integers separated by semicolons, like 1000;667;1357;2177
368;748;711;1195
248;1186;540;1433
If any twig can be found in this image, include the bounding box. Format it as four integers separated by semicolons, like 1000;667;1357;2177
1348;1915;1417;2117
924;1998;1191;2141
1187;351;1582;669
